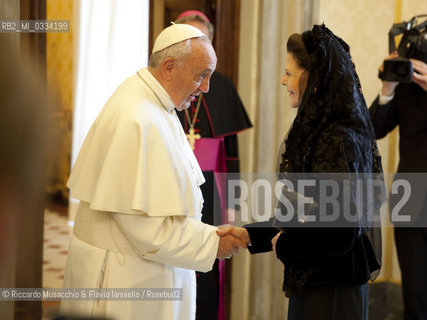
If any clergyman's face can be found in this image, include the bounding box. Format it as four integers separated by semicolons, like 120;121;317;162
281;52;305;108
171;39;217;111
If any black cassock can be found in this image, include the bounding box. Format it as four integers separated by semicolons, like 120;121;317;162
177;71;252;320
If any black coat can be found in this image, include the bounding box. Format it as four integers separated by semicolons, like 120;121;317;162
245;124;382;297
369;82;427;173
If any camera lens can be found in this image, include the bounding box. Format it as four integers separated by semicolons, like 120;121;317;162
392;61;410;78
382;59;412;83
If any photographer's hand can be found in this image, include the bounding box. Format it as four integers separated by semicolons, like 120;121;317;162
411;59;427;92
380;51;399;96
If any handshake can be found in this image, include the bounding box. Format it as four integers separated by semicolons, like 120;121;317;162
215;225;283;260
215;225;250;260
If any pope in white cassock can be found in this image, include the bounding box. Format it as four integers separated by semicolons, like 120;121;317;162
60;24;247;320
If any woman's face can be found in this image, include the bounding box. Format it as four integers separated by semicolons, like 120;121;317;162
281;52;306;108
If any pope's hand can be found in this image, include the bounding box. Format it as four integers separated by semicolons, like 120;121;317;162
411;58;427;91
216;225;250;260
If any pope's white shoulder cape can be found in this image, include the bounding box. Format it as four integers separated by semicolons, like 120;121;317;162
68;69;205;217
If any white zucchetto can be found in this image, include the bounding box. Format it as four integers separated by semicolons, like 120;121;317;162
152;23;206;53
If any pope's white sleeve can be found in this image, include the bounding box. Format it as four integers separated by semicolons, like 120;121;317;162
112;213;219;272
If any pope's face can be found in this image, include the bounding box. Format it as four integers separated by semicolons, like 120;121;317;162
171;40;217;111
281;52;305;108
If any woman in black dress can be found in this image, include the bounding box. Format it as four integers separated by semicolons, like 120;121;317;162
218;24;384;320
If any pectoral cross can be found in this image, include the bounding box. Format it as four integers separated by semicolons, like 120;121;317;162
186;127;201;150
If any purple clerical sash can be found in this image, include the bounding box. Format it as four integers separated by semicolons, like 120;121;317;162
193;137;226;173
193;137;227;218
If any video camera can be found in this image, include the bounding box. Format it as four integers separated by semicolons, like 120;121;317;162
379;15;427;83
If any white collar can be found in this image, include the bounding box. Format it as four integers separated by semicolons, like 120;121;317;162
137;68;175;112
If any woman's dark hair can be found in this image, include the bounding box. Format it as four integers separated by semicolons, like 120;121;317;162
286;33;313;71
286;33;312;104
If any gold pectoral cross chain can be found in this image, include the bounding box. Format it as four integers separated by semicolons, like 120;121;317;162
185;94;202;150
